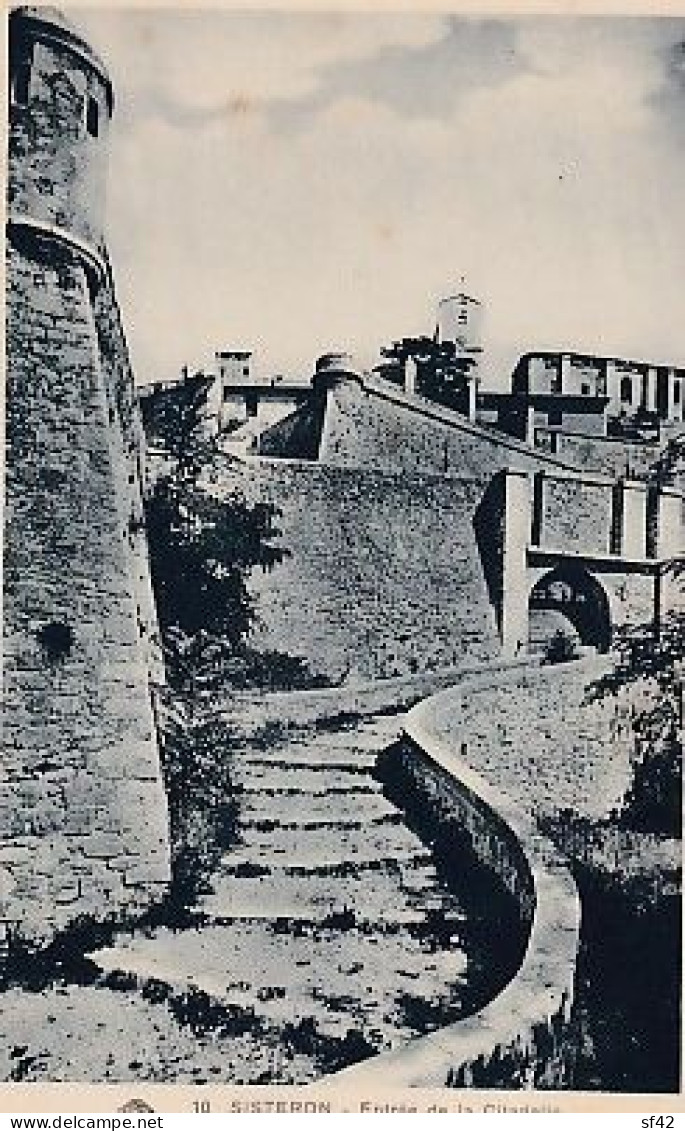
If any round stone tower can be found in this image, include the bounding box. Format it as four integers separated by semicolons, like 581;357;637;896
8;5;113;271
4;8;170;948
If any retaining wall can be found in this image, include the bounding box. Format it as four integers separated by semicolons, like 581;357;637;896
533;428;662;480
331;662;583;1089
213;459;501;681
213;449;649;682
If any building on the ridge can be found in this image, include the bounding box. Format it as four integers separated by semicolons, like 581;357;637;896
477;350;685;448
4;5;170;946
137;351;313;449
211;349;312;441
435;291;483;357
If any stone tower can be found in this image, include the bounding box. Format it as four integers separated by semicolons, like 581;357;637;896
4;6;170;946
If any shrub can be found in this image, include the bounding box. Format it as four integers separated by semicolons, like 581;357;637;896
587;610;683;838
621;728;682;837
157;699;241;914
543;629;579;665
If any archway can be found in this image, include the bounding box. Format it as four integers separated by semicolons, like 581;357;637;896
528;563;612;655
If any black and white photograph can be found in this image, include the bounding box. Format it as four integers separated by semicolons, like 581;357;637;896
3;0;684;1106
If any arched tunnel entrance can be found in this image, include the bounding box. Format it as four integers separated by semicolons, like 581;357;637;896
528;563;612;655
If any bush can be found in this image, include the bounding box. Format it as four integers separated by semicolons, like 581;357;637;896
543;629;579;665
587;611;683;838
621;729;682;837
158;699;241;913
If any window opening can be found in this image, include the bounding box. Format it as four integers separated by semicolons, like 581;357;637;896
620;376;633;405
86;95;99;138
11;63;31;106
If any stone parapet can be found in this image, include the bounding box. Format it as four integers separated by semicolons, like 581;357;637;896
329;662;585;1089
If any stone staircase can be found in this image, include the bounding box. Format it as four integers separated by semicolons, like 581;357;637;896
94;712;476;1070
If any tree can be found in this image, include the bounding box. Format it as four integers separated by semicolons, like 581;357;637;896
588;608;682;836
645;431;685;490
142;370;285;691
377;335;477;413
140;370;214;476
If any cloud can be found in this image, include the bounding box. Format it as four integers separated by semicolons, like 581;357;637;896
81;11;685;385
79;9;448;118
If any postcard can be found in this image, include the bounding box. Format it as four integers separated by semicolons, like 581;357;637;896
2;0;684;1115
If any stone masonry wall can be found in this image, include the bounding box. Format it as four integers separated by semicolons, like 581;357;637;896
539;475;613;556
319;375;574;479
91;255;165;687
534;429;662;480
8;24;111;251
419;657;635;821
212;369;677;680
214;458;501;680
2;239;169;946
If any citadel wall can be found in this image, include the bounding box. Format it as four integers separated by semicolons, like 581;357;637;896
224;369;680;679
3;7;169;947
218;459;502;681
318;372;571;478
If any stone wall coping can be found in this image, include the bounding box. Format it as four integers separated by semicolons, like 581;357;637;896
328;659;586;1089
536;425;660;451
359;371;592;476
218;655;541;728
7;215;106;281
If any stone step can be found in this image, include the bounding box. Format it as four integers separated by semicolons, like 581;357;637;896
239;810;402;834
238;749;379;772
93;919;467;1047
201;857;460;925
220;844;433;878
83;710;474;1077
229;822;433;871
237;790;395;827
234;764;381;795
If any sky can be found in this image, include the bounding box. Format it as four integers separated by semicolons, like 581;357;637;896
75;7;685;387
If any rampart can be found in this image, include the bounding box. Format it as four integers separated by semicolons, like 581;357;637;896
317;371;574;478
212;458;501;681
533;427;663;480
216;369;681;679
2;7;170;949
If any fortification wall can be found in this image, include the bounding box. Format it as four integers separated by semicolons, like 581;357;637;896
216;371;674;679
91;256;165;686
214;459;501;680
3;6;170;948
538;473;613;556
2;237;169;948
319;375;573;478
534;428;661;480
